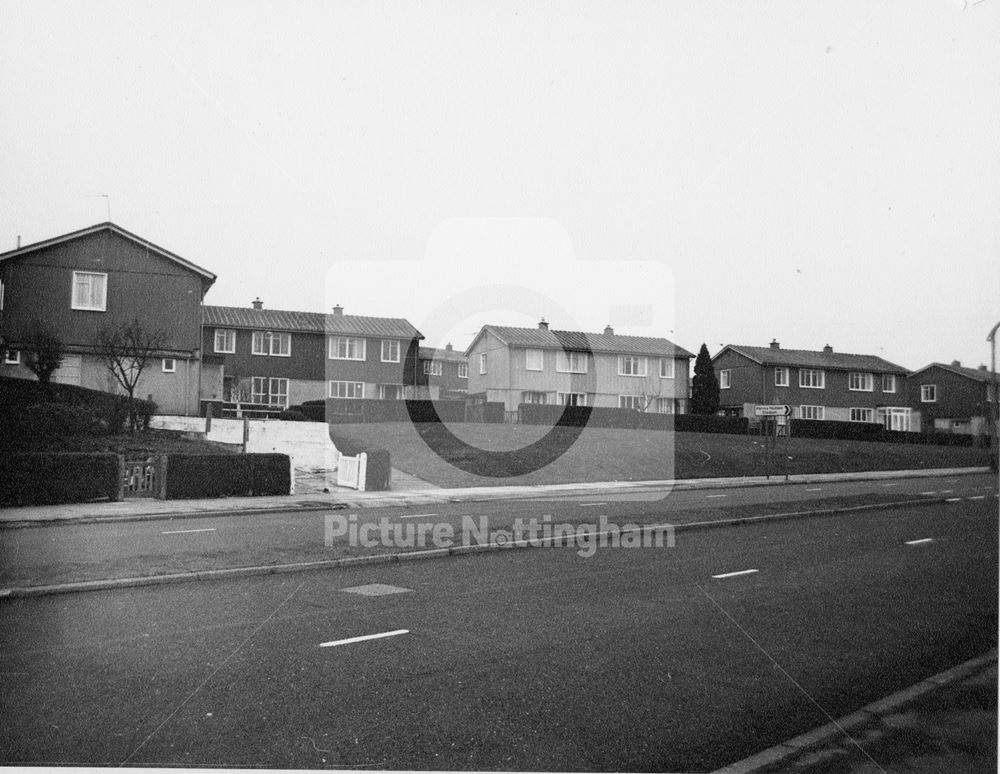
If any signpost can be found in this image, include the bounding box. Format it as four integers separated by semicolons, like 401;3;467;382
754;404;791;417
753;405;791;479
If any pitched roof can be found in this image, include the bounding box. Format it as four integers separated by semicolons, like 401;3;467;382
716;344;908;374
469;325;693;359
910;362;996;383
203;305;422;339
419;346;468;362
0;221;216;284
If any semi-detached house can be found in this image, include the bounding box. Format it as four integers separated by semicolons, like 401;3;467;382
465;321;693;415
201;301;423;410
907;361;997;436
712;340;913;430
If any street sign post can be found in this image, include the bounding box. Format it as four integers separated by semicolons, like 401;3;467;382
754;404;791;417
751;405;791;480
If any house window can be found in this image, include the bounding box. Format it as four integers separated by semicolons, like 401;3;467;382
329;336;366;360
4;349;20;365
214;329;236;354
71;271;107;311
457;363;468;379
719;369;731;389
655;397;674;414
878;407;912;432
799;369;825;389
800;405;825;420
921;384;937;402
618;355;647;377
480;353;487;374
381;340;400;363
619;395;646;410
849;372;873;392
162;358;176;373
522;391;547;404
558;392;587;406
423;361;443;376
556;351;588;373
659;359;675;379
249;377;288;407
525;348;543;371
252;331;291;356
379;384;403;400
329;380;365;399
849;408;874;422
774;367;789;387
882;374;896;393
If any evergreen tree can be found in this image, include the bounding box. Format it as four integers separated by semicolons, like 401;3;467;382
690;343;720;415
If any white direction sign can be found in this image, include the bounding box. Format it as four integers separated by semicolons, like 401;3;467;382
754;404;791;417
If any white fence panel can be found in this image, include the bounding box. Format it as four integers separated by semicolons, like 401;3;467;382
336;452;368;490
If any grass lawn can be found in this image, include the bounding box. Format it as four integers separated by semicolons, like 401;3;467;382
330;421;991;488
3;428;238;457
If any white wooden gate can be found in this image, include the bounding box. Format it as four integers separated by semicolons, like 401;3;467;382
336;452;368;491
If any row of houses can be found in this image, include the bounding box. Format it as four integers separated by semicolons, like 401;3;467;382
0;222;996;435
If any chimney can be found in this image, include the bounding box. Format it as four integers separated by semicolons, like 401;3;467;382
333;304;343;316
770;339;780;350
251;297;263;310
538;318;549;330
823;344;833;354
951;360;961;367
604;325;614;336
445;343;453;352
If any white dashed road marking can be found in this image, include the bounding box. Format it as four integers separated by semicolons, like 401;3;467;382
579;502;608;507
712;569;759;579
969;495;987;500
805;487;822;491
705;494;728;499
945;498;962;503
400;513;438;519
881;483;897;487
341;584;413;596
919;492;937;496
162;528;217;534
905;538;934;546
320;629;409;648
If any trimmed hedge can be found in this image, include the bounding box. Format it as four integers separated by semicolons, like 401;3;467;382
294;399;473;424
364;449;392;491
519;404;677;430
0;452;121;506
162;453;291;499
791;419;986;447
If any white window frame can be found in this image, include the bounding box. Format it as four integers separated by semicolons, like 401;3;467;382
556;351;588;374
618;395;645;410
799;369;825;389
655;397;674;414
558;392;587;406
521;391;547;405
162;358;176;373
618;355;647;377
4;349;20;365
329;336;366;361
719;369;731;389
659;358;675;379
381;340;400;363
525;348;544;371
881;374;896;393
480;352;487;374
270;377;289;408
848;372;873;392
800;405;825;420
378;383;403;400
214;329;236;354
774;367;789;387
849;407;874;423
921;384;937;403
457;363;468;379
329;380;365;399
423;361;443;376
251;331;289;357
71;271;107;311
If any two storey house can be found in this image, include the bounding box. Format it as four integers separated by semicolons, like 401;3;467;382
0;222;216;415
907;361;997;436
417;344;469;400
201;301;423;410
465;321;692;414
711;340;913;430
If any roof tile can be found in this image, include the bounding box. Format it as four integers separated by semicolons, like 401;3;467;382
204;305;422;339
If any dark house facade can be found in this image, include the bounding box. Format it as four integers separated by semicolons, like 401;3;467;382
712;341;914;430
0;222;216;415
907;361;997;436
201;301;423;410
417;344;469;400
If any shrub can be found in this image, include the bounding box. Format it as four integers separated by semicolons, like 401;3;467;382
19;402;103;437
364;449;392;491
0;452;121;506
162;453;290;499
277;409;309;422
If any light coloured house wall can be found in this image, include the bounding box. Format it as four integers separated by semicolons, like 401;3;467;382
467;330;511;397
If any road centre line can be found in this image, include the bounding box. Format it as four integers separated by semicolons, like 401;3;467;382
320;629;409;648
579;502;608;507
905;538;934;546
805;487;822;491
968;495;986;500
400;513;439;519
712;568;759;579
161;528;217;534
705;494;728;499
941;489;954;494
945;497;962;503
919;491;937;496
881;483;897;487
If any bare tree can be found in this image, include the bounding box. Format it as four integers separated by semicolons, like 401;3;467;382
95;319;164;431
226;374;254;418
22;319;64;384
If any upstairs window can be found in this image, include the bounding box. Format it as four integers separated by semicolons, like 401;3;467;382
659;359;675;379
329;336;366;360
72;271;107;311
457;363;468;379
381;340;400;363
849;372;873;391
881;374;896;393
799;369;825;389
525;349;543;371
4;349;20;365
774;367;789;387
619;355;647;377
252;331;291;356
423;361;443;376
921;384;937;402
214;329;236;354
719;369;731;389
162;358;176;373
556;351;588;373
480;353;487;374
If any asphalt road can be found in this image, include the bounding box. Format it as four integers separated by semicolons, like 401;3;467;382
1;472;996;589
0;493;996;770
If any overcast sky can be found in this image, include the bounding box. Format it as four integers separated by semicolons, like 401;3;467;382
1;1;997;369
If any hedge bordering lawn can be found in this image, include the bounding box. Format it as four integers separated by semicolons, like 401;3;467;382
162;453;291;499
0;452;121;506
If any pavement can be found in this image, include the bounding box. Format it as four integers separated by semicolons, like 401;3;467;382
0;465;991;527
